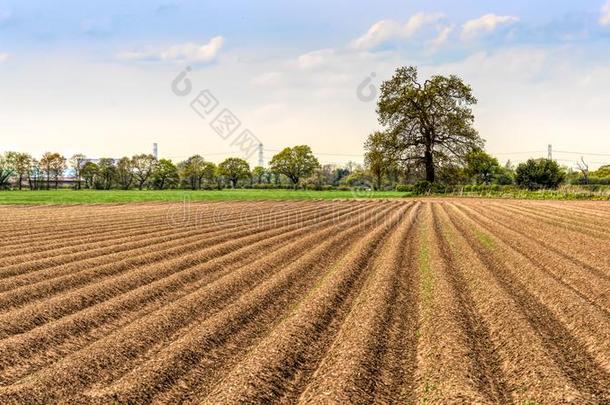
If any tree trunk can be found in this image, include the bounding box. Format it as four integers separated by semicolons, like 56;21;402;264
424;148;435;183
18;175;22;190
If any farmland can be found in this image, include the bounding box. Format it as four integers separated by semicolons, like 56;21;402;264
0;199;609;403
0;189;407;205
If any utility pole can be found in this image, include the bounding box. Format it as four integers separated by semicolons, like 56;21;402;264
258;143;264;167
547;144;552;160
153;143;158;159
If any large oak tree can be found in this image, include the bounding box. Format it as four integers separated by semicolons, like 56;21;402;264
376;66;483;183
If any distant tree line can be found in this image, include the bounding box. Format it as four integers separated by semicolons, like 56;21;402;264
0;146;345;191
0;147;607;193
2;146;604;193
0;152;70;190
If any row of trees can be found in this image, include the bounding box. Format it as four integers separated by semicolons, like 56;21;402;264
0;152;71;190
0;146;324;191
1;147;606;192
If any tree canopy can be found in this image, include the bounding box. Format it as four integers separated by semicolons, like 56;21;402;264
464;150;501;185
81;162;99;189
12;152;32;190
375;66;483;182
364;131;390;190
269;145;320;188
218;157;250;188
594;165;610;178
0;152;17;188
516;159;565;190
40;152;67;189
131;154;157;190
70;153;87;190
152;159;179;190
116;157;134;190
252;166;268;184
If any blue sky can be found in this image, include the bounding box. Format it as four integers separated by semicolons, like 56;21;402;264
1;0;610;167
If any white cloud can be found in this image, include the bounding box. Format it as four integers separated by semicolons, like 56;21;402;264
296;49;335;69
160;38;224;61
429;25;454;48
601;1;610;26
0;53;8;62
117;36;224;62
461;14;519;41
351;12;444;50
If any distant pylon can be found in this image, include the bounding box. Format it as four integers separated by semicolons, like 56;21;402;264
548;144;552;160
258;143;264;167
153;143;158;159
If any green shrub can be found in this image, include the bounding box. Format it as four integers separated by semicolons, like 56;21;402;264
414;181;432;195
395;184;414;192
516;159;565;190
588;177;610;185
431;183;446;194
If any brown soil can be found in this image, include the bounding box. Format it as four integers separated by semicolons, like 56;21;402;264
0;199;609;404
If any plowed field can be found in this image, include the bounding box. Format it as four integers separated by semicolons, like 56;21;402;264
0;199;609;403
